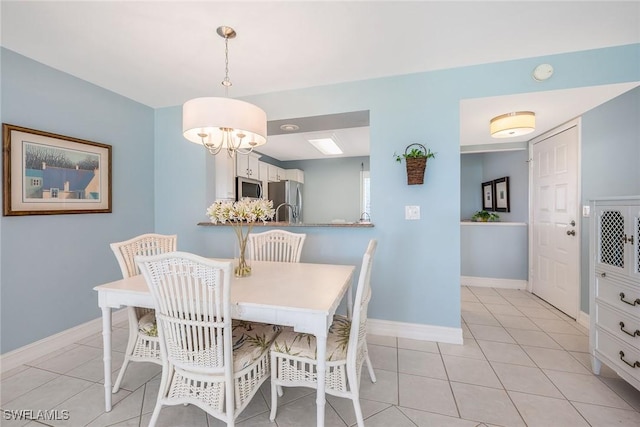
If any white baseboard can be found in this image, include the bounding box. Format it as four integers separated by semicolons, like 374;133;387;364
1;309;128;374
577;311;590;330
368;318;463;345
1;311;465;374
461;276;527;290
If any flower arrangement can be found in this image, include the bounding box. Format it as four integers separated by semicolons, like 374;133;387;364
207;198;275;277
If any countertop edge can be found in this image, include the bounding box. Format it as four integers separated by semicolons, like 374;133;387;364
198;222;374;228
460;221;527;226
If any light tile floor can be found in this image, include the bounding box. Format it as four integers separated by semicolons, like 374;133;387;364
2;286;640;426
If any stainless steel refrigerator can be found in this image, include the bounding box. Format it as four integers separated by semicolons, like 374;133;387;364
268;180;303;223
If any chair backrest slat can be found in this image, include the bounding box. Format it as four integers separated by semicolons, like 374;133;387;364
137;252;232;375
111;233;177;278
248;230;306;263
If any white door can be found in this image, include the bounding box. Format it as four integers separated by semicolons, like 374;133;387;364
530;122;580;318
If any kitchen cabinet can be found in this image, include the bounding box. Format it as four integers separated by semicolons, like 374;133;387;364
590;197;640;392
268;165;285;182
236;152;261;179
285;168;305;184
214;153;236;200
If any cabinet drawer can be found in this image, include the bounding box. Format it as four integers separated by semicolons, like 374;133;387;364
597;303;640;352
595;275;640;318
596;329;640;383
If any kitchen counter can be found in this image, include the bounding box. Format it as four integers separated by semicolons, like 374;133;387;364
460;221;527;226
197;221;374;228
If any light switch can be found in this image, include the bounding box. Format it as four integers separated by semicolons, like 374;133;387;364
582;205;590;217
405;205;420;220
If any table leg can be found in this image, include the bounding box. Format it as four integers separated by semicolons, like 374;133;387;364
316;332;327;427
347;285;353;319
101;307;113;412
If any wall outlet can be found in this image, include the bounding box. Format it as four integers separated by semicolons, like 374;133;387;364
582;205;590;217
405;205;420;220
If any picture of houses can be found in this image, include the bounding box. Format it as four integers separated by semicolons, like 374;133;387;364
23;142;101;201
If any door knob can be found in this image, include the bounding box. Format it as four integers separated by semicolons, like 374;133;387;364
570;220;576;226
567;230;576;236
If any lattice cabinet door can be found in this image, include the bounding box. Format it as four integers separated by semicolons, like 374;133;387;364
595;206;627;274
632;206;640;280
594;203;640;279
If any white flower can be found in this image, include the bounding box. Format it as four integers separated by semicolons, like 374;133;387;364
206;198;275;224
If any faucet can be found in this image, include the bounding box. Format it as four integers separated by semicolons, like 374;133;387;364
359;212;371;223
276;203;296;223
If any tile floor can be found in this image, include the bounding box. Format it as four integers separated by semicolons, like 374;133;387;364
2;286;640;426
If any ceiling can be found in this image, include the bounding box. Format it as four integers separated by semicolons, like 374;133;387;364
2;1;639;159
262;111;370;161
460;81;640;148
261;126;370;161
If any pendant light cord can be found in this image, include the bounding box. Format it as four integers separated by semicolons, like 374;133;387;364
222;36;232;97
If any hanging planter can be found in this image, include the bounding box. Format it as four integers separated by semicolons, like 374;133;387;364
394;143;436;185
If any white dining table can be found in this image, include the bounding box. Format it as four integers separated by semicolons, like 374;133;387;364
94;260;355;427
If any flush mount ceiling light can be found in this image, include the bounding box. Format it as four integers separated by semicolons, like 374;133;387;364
308;136;343;155
182;26;267;157
490;111;536;138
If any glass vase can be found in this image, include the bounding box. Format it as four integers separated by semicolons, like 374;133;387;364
234;234;252;278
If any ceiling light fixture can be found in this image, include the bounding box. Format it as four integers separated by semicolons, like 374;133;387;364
308;137;343;155
280;124;300;132
490;111;536;138
182;26;267;157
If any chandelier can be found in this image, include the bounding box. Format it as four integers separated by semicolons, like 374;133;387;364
182;26;267;157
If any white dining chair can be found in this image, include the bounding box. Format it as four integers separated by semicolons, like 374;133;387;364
247;229;306;263
269;240;378;427
137;252;280;427
109;233;177;393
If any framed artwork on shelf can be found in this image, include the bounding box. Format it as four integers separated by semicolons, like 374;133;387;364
3;123;112;216
482;180;495;211
494;176;510;212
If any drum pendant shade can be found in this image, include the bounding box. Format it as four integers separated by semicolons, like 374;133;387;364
183;97;267;148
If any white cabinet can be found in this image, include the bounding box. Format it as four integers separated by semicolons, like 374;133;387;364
214;153;236;201
590;197;640;392
285;168;304;184
236;152;261;179
268;165;285;182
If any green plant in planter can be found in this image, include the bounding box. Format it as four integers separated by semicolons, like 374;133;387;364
394;147;436;163
394;143;436;185
471;210;500;222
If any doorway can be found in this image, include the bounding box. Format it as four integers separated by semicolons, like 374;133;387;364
529;119;581;318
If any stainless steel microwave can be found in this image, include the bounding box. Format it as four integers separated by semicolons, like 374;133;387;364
236;177;263;200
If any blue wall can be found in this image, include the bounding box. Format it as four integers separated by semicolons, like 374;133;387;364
460;154;483;219
580;86;640;312
153;106;210;255
2;44;639;353
155;44;640;330
482;151;530;223
461;224;528;280
459;87;640;307
0;49;155;352
284;156;370;223
460;150;529;222
460;150;530;281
